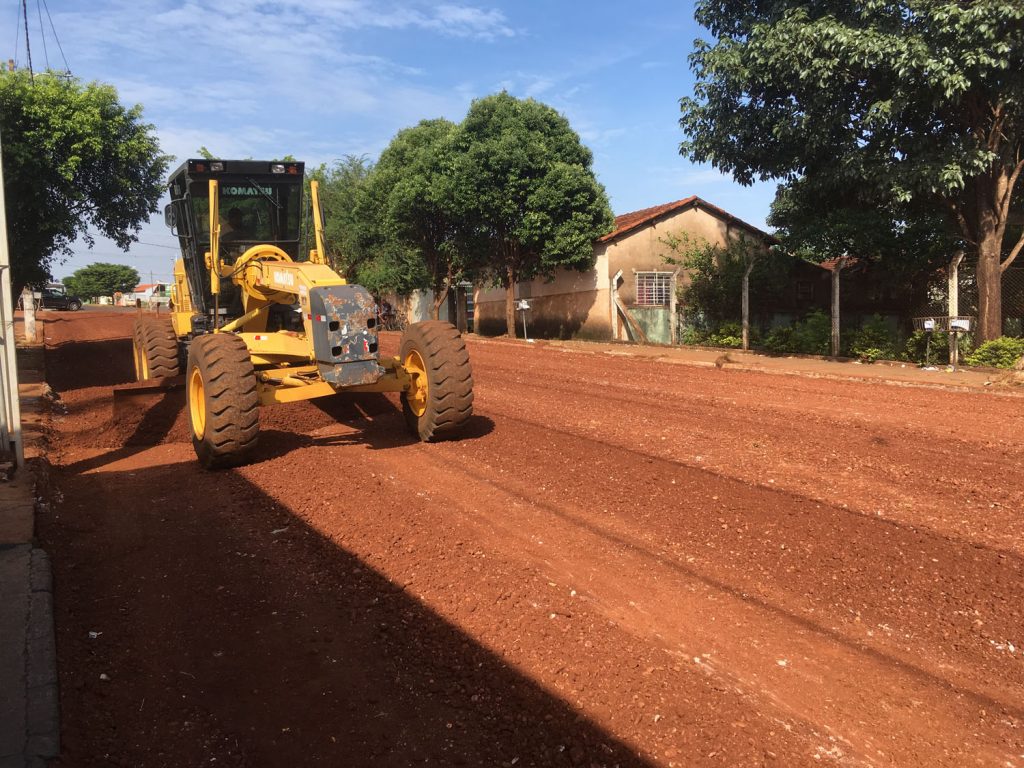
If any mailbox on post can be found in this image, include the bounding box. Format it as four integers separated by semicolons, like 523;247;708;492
516;299;532;342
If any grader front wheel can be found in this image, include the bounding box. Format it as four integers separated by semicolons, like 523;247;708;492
399;321;474;441
132;317;180;381
186;333;260;469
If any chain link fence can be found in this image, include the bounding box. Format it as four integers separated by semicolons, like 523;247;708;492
675;256;1024;362
911;259;1024;338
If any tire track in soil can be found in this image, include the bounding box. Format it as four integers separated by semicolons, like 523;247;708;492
467;343;1024;556
278;408;1021;767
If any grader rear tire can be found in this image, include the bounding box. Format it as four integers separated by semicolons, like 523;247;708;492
186;333;260;469
132;317;180;381
399;321;473;441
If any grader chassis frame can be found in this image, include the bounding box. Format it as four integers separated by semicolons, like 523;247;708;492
127;159;473;468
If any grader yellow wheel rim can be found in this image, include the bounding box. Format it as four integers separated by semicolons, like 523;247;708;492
189;366;207;440
404;348;429;417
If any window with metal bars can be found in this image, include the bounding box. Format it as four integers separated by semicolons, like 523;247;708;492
635;272;672;306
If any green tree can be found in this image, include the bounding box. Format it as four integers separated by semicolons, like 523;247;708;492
449;93;614;335
661;232;790;329
351;244;429;300
0;69;170;295
63;262;140;299
679;2;1024;340
307;155;375;275
768;178;959;309
360;119;462;319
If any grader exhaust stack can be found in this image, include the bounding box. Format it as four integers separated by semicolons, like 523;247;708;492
126;159;473;468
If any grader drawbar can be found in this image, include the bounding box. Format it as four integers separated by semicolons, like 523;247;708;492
124;159;473;468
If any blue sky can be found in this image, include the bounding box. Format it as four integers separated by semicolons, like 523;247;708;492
4;0;777;285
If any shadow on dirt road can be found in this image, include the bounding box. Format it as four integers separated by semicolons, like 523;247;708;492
41;448;648;767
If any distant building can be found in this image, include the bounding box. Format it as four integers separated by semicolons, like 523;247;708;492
473;196;776;342
126;283;170;305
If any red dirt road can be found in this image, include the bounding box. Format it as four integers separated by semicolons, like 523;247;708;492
36;311;1024;767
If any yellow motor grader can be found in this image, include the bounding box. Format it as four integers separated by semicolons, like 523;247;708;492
131;159;473;468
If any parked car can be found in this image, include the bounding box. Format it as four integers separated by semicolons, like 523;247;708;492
19;287;83;311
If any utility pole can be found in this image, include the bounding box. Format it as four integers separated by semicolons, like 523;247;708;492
21;0;33;82
0;126;25;466
948;251;965;367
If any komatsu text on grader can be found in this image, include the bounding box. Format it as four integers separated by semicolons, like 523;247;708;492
130;159;473;468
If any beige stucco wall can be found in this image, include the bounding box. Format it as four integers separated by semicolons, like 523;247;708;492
474;250;612;339
605;206;738;304
472;203;767;340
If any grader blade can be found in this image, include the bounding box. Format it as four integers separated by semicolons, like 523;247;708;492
112;376;184;421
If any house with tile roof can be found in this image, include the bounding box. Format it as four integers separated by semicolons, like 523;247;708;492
472;196;777;342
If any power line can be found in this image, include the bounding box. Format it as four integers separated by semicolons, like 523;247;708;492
21;0;32;81
39;0;68;74
12;1;21;69
67;251;175;262
34;0;47;70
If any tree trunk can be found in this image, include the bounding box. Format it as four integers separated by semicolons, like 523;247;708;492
505;266;516;337
977;233;1002;341
431;283;448;321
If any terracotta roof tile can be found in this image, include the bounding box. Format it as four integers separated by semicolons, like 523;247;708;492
600;196;777;244
819;256;861;272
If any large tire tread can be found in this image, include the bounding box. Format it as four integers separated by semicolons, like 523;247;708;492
400;321;474;441
133;317;181;380
187;333;260;469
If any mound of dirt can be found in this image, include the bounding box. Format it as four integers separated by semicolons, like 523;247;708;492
999;355;1024;386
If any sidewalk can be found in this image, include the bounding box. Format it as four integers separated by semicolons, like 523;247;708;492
0;326;58;768
513;337;1014;394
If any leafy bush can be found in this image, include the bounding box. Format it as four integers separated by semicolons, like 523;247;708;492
758;311;830;355
903;330;949;365
848;315;897;362
965;336;1024;368
707;331;743;348
789;310;831;355
679;326;708;346
662;232;795;327
761;325;794;353
707;321;744;348
680;321;749;348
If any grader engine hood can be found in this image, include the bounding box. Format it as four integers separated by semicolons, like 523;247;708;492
307;285;381;387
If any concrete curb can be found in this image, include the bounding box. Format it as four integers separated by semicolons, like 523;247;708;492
0;327;59;768
0;541;59;768
26;549;58;762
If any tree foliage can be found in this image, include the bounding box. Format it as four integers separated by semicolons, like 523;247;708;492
358;120;462;318
450;92;614;335
63;262;140;298
662;232;791;329
768;178;959;310
0;69;170;293
307;155;375;275
679;1;1024;340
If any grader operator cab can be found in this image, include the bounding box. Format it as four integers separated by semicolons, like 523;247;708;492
131;159;473;468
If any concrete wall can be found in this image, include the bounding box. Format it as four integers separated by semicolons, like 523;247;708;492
605;206;734;305
474;250;611;339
